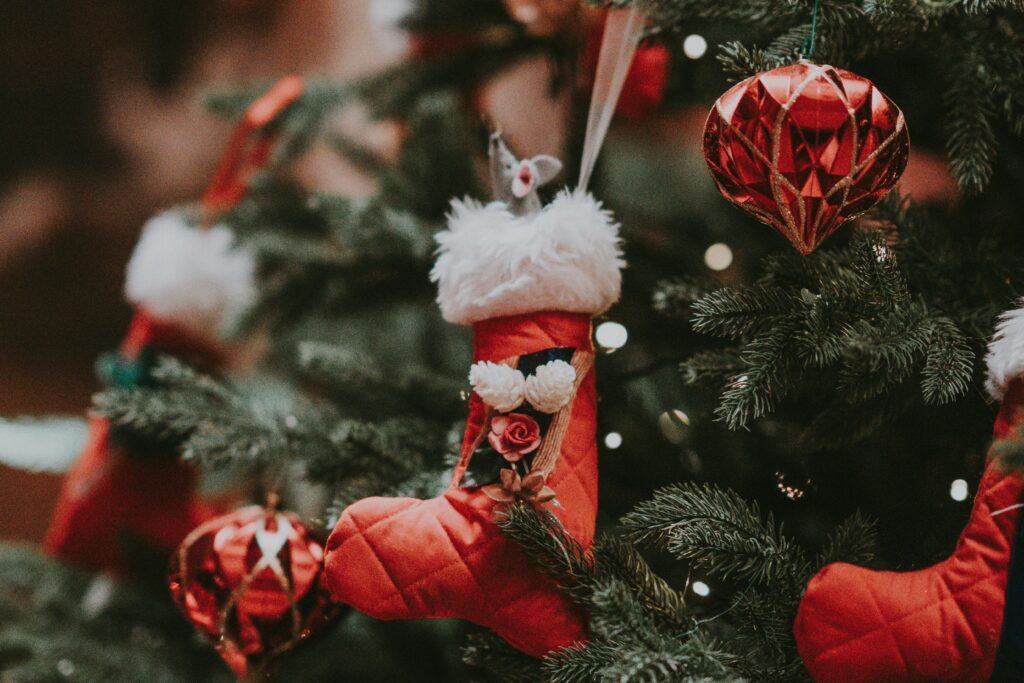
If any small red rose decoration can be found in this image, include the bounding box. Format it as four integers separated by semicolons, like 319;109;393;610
488;413;541;462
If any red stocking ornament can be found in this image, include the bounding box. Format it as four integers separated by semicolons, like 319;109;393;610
323;188;623;656
794;301;1024;681
43;77;304;574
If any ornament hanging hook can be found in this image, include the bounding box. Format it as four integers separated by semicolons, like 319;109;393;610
577;6;646;192
799;0;821;60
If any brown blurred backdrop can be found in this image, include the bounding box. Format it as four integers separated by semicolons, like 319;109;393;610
0;0;400;542
0;0;957;544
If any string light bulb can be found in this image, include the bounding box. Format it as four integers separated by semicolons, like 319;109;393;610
775;471;807;501
658;409;690;444
704;243;733;271
950;479;969;502
595;321;628;352
683;34;708;59
604;432;623;449
692;580;711;597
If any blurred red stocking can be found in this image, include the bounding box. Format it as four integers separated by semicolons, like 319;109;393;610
43;76;304;574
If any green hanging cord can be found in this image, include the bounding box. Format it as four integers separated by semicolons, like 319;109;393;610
800;0;821;60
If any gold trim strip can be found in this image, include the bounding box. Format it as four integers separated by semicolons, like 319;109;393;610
530;351;594;478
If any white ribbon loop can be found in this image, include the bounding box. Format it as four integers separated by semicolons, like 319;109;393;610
577;6;646;192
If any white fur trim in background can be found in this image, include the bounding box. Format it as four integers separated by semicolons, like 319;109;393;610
469;361;525;412
524;359;576;413
0;416;89;473
987;298;1024;399
125;211;256;339
431;190;624;325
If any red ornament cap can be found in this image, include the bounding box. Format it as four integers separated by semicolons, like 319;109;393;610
168;505;341;680
703;61;909;254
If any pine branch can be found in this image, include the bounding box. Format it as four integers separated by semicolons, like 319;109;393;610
377;92;480;220
586;579;669;649
944;31;998;194
921;317;975;405
690;286;801;341
686;222;985;434
621;483;811;594
328;132;392;177
496;503;594;597
815;511;879;568
0;545;227;683
93;358;233;444
592;536;689;630
680;349;745;388
545;633;735;683
653;279;711;319
544;640;630;683
715;325;799;429
727;588;808;682
462;631;545;682
850;234;910;309
836;310;931;401
716;42;788;82
296;342;465;420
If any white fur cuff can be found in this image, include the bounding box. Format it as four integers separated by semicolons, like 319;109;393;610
124;211;256;339
986;298;1024;399
431;190;624;325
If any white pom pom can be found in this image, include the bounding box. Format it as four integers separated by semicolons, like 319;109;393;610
524;359;576;413
124;211;256;340
469;362;526;412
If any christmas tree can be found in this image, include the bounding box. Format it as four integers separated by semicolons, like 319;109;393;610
5;0;1024;681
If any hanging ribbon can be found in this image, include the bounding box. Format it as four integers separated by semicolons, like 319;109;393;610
125;75;305;356
577;6;646;191
200;75;305;218
799;0;821;60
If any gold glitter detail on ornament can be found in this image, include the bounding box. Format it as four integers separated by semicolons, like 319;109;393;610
703;62;909;255
169;506;340;680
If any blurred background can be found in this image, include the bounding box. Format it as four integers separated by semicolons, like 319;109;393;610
1;1;999;680
0;0;958;544
0;0;410;541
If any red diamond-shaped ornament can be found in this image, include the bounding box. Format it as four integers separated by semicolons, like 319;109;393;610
703;61;909;254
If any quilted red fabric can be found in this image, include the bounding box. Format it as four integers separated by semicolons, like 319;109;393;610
324;311;596;657
43;309;218;573
793;380;1024;681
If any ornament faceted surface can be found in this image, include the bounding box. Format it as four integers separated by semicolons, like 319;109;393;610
703;61;909;254
168;505;340;679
